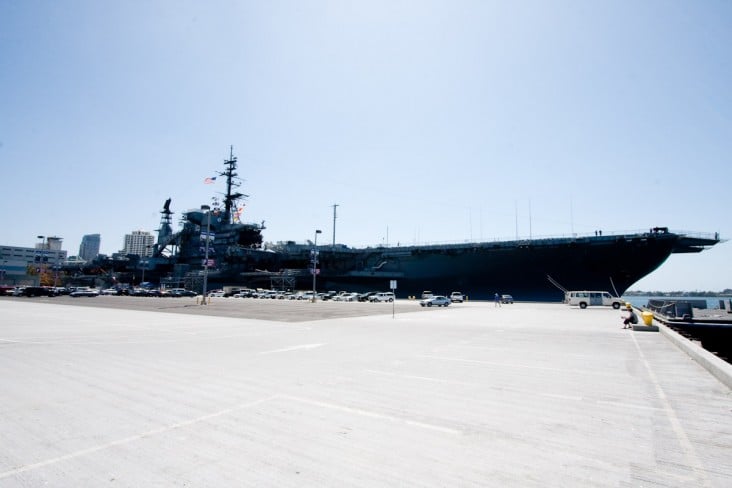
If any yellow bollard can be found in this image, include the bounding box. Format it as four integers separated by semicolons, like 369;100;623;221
641;311;653;326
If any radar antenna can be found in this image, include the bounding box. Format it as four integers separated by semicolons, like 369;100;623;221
218;145;249;225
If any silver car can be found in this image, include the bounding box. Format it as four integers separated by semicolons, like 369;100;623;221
419;295;451;307
70;287;100;297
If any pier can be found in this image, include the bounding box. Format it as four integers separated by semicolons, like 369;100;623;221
1;298;731;486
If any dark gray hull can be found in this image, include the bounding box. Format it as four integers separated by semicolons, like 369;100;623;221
195;231;719;302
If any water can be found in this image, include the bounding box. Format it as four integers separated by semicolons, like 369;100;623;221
622;295;730;310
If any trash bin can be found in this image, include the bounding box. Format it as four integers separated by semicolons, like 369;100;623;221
641;311;653;326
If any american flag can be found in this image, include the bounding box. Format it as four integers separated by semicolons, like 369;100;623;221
204;176;217;184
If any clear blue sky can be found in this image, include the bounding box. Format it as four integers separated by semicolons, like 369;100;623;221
1;0;730;292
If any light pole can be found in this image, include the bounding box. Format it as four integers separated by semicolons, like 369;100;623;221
36;235;45;286
311;229;322;302
53;236;62;287
201;205;212;305
140;245;151;286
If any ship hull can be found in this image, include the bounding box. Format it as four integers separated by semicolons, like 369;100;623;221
194;231;717;302
308;235;678;301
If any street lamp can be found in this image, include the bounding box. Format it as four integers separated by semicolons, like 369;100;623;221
201;205;212;305
53;236;62;287
140;245;150;286
142;244;153;286
311;229;322;302
36;235;45;286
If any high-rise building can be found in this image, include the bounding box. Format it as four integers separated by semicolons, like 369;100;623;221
79;234;101;261
123;231;154;257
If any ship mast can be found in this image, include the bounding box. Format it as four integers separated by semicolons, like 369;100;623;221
220;146;246;225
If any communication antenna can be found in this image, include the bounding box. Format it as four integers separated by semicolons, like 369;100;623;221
528;199;532;240
570;196;574;236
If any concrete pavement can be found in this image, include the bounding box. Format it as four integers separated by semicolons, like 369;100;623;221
1;299;730;487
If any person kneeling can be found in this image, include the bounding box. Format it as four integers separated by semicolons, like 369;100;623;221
623;305;638;329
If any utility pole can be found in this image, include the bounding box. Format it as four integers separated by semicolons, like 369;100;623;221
312;229;322;301
201;205;212;305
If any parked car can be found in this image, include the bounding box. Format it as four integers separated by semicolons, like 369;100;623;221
501;294;514;304
449;292;464;303
11;287;26;296
358;291;379;302
129;288;152;296
421;290;434;299
100;288;120;295
168;288;197;297
336;292;359;302
369;292;395;302
299;291;315;301
420;295;451;307
22;286;58;297
70;287;99;297
564;291;621;309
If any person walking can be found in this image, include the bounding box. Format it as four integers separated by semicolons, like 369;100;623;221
494;292;501;307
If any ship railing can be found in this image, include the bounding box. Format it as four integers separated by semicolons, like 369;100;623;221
376;229;718;249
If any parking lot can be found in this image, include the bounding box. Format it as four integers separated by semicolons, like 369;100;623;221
2;298;731;487
4;294;433;322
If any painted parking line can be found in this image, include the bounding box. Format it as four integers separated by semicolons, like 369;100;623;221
0;395;279;480
259;343;326;355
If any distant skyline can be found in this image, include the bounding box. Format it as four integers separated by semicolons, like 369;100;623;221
1;0;730;291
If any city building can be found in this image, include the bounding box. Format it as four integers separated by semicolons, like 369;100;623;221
123;231;154;257
79;234;101;261
1;242;67;285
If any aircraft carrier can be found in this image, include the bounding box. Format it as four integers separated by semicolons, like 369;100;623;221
79;149;723;301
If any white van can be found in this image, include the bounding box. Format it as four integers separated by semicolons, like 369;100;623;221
565;291;623;309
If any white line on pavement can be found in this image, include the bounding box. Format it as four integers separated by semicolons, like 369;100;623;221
259;343;325;354
0;396;279;480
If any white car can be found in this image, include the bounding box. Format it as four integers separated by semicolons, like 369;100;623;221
369;292;395;302
450;292;464;303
